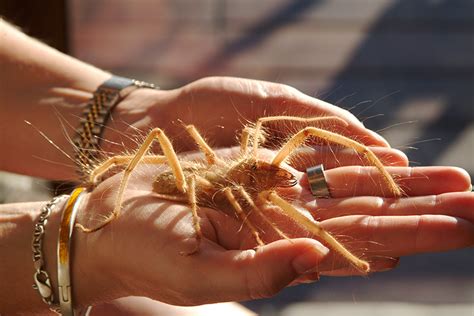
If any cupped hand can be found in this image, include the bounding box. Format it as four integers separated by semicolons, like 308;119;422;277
73;162;329;306
103;76;389;155
71;147;473;307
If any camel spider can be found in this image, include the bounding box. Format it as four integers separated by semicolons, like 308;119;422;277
77;116;401;272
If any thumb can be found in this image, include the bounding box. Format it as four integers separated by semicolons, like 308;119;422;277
211;238;329;301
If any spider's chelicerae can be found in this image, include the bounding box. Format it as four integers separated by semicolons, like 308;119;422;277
78;116;402;272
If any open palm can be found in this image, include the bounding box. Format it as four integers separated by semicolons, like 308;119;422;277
73;146;473;307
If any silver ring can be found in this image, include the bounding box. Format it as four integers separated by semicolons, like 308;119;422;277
306;164;331;198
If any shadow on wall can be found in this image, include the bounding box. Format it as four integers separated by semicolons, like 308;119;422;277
323;0;473;171
195;0;473;172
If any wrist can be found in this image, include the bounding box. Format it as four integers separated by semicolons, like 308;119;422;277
100;88;169;155
71;191;130;305
38;193;98;310
73;76;159;179
39;192;125;311
0;199;104;314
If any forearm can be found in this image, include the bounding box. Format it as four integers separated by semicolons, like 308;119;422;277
0;197;116;314
0;201;61;314
0;19;110;180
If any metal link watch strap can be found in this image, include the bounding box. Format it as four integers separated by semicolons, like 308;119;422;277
73;76;158;178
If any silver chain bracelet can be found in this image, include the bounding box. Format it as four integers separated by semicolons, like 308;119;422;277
32;195;68;314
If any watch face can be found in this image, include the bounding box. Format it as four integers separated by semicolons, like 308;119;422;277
100;76;135;91
100;76;157;98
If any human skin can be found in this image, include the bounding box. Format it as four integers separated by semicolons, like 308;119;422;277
1;18;473;315
0;19;389;181
1;147;472;314
0;18;398;315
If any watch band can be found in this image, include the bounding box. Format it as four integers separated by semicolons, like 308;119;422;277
73;76;158;179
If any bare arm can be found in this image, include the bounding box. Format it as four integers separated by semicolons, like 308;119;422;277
0;199;104;314
0;19;110;180
0;19;393;182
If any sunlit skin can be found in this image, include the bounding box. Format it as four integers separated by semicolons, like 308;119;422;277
79;115;405;272
68;146;474;307
0;19;472;314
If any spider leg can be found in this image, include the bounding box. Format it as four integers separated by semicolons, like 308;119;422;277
236;186;289;241
272;126;401;197
88;155;167;186
223;188;264;246
261;190;370;273
182;175;203;255
185;124;221;165
252;115;348;159
78;128;187;233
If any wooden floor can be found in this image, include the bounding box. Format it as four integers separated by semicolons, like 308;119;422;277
66;0;473;314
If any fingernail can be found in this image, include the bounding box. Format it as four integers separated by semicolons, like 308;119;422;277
292;242;329;274
302;272;320;283
368;130;390;147
371;257;400;272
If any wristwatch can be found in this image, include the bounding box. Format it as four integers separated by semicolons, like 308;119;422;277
73;75;158;179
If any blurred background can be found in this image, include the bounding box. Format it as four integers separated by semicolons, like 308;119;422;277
1;0;473;315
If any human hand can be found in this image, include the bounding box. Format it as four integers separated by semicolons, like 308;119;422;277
295;165;473;277
102;76;390;155
70;147;473;307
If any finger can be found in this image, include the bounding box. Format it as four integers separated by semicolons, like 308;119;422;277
284;94;390;147
321;215;474;259
290;146;408;171
306;192;474;223
300;166;472;198
201;238;329;301
289;271;320;286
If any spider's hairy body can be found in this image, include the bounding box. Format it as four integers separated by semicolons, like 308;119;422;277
153;158;297;210
79;115;402;273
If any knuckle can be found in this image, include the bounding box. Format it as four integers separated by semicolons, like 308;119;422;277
254;81;301;101
246;270;284;299
243;258;285;299
273;83;301;98
362;215;379;246
413;215;425;253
